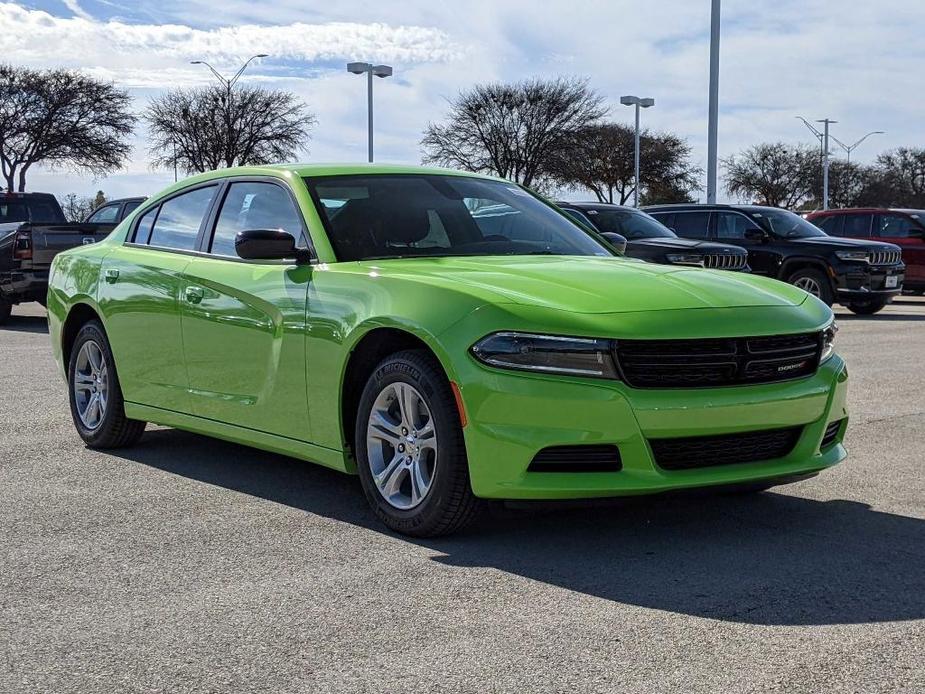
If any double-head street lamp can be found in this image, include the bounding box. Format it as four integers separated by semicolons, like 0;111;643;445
620;95;655;208
830;130;885;165
190;54;269;92
347;62;393;163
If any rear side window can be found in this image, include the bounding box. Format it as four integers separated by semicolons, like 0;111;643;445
121;200;142;220
210;182;305;257
133;207;158;244
671;212;711;239
147;186;217;251
842;214;873;238
876;214;919;238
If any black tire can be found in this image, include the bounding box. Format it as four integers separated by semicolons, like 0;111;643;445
847;298;889;315
67;320;146;448
355;349;483;537
787;267;834;306
0;298;11;325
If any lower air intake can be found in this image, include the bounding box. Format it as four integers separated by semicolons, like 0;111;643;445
649;426;803;470
528;445;623;473
820;419;844;449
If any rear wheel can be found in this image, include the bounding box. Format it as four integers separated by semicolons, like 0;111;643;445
847;298;889;315
68;320;146;448
788;268;834;306
0;298;11;325
355;349;483;537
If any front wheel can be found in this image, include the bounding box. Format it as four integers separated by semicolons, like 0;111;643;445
847;298;889;315
787;268;834;306
355;350;483;537
68;320;146;448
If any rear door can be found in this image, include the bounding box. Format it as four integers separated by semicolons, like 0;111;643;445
99;183;219;413
875;213;925;285
179;178;313;440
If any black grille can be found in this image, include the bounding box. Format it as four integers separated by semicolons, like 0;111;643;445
649;426;803;470
615;332;821;389
820;419;844;449
528;445;622;473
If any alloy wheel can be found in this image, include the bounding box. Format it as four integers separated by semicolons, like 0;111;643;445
793;276;822;298
73;340;109;430
365;382;437;510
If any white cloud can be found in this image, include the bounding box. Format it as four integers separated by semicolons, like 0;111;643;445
5;0;925;202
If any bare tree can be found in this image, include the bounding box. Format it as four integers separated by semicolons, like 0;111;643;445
146;85;315;174
722;142;817;208
865;147;925;207
550;122;701;204
59;193;97;222
0;65;136;192
421;78;606;188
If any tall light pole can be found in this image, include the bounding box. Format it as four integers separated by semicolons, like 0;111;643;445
797;116;837;210
347;62;393;163
707;0;721;203
620;95;655;208
190;54;269;92
830;131;885;165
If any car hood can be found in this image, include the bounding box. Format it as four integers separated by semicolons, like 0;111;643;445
627;237;745;253
786;235;900;251
358;255;806;314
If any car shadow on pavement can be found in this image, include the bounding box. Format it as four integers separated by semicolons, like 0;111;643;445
114;427;925;628
0;314;49;334
835;313;925;322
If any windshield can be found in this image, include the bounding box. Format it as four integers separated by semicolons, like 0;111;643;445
305;174;613;261
754;208;827;238
580;207;676;240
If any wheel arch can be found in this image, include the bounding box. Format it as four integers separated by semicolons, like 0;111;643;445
61;302;104;368
779;257;834;286
339;324;456;464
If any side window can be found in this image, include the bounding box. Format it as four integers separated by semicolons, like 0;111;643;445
148;186;217;251
715;211;760;239
210;182;305;257
842;214;873;238
671;212;711;239
133;207;158;244
876;214;917;239
814;216;842;236
120;200;142;220
649;212;674;229
87;204;120;224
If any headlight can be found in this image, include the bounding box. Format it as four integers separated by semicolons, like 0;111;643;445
665;253;704;266
471;332;619;379
835;250;868;262
821;320;838;363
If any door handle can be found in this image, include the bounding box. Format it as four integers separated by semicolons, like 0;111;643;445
103;268;119;283
185;286;204;304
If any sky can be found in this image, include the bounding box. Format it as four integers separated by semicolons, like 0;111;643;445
7;0;925;202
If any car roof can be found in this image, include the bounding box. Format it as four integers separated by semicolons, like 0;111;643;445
643;203;795;214
808;207;925;216
557;201;645;213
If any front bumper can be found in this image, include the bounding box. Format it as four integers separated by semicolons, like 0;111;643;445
456;353;848;500
833;262;904;301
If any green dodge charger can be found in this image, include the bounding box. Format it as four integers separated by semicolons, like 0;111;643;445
48;164;848;536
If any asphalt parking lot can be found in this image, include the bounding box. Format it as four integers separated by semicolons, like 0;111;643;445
2;299;923;694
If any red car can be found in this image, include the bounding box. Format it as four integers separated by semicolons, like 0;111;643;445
806;209;925;294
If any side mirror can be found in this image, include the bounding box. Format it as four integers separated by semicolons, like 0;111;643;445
600;231;627;254
743;227;768;242
235;229;312;263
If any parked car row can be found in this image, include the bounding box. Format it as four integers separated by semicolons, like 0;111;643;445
0;194;144;323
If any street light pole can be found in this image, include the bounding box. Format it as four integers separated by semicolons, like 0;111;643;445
347;62;394;163
707;0;721;204
797;116;837;210
830;131;885;165
620;95;655;208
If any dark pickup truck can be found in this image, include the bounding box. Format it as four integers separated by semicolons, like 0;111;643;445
0;193;118;323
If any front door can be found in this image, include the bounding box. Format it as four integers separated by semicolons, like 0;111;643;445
98;184;219;413
180;180;313;441
712;211;777;276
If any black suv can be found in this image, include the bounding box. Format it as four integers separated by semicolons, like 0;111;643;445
558;202;749;270
644;204;905;314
